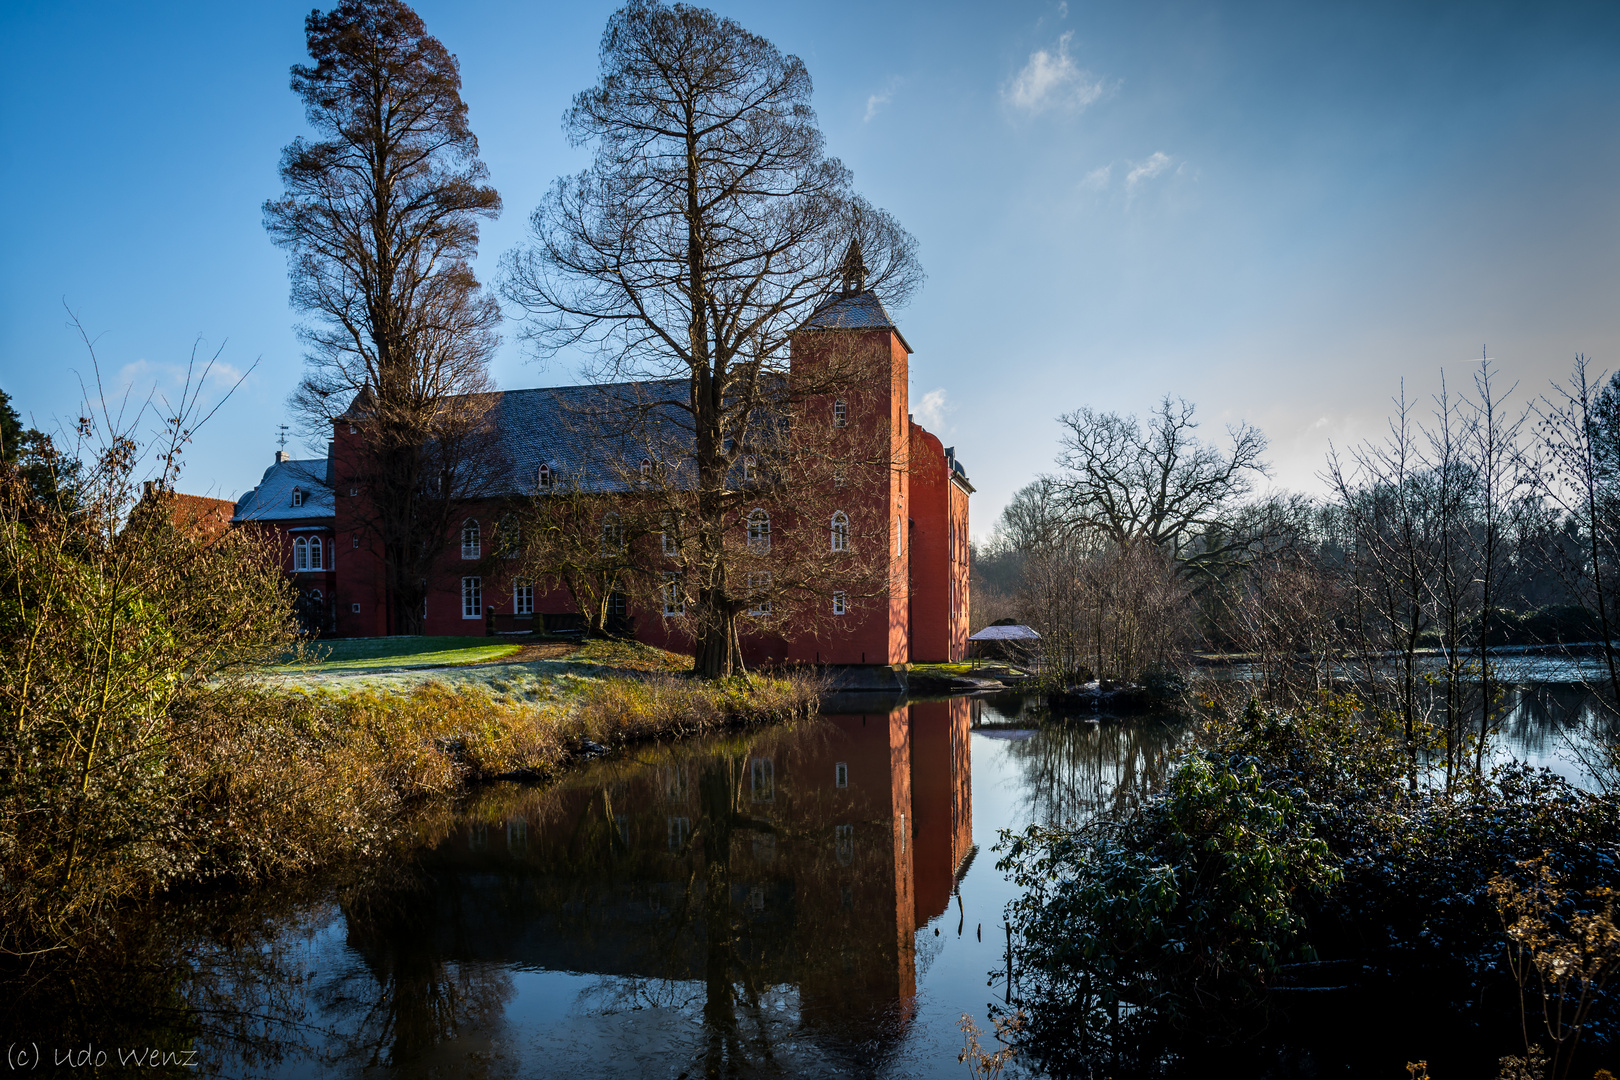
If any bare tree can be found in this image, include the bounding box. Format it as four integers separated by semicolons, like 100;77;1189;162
501;0;921;676
264;0;503;633
1531;355;1620;706
1053;396;1269;568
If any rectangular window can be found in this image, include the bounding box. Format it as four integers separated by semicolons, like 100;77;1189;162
351;602;361;614
352;534;360;548
750;757;774;802
513;580;533;616
461;576;482;619
662;526;678;557
835;762;848;789
835;823;854;866
747;572;772;616
667;816;690;852
833;399;847;428
661;572;684;616
832;591;846;616
607;592;626;616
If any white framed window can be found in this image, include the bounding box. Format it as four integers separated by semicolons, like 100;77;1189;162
293;537;308;571
661;518;678;557
751;757;774;803
461;519;481;560
742;455;757;483
830;511;850;552
536;463;553;490
640;457;652;482
461;576;482;619
600;511;624;552
351;602;361;613
513;580;533;616
348;423;357;434
291;488;304;508
308;536;323;570
833;591;847;616
661;572;684;616
833;399;847;428
835;762;848;788
747;572;772;616
746;508;770;553
352;533;360;549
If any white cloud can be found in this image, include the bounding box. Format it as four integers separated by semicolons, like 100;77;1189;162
864;76;904;122
1004;32;1107;114
1056;1;1068;18
1125;151;1173;190
913;388;953;433
1080;164;1112;191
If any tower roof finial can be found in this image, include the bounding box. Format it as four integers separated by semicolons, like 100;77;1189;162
839;237;867;296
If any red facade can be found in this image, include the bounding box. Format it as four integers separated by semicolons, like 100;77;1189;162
229;294;971;668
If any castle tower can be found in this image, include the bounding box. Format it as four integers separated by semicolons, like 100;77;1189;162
788;243;914;666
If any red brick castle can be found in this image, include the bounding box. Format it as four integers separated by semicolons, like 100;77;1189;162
232;286;972;668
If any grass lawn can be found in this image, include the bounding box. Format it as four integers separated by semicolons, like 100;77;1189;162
272;636;522;674
260;636;694;701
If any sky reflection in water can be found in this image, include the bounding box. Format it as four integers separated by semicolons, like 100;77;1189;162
19;681;1613;1078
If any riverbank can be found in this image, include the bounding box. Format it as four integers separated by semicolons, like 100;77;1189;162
4;636;820;953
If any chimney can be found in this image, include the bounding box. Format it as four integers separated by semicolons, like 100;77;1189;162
276;450;291;464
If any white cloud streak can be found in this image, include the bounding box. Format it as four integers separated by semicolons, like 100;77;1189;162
864;76;904;122
1004;32;1107;114
913;387;953;433
1126;151;1173;189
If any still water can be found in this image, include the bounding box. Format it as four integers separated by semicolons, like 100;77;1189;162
11;685;1614;1077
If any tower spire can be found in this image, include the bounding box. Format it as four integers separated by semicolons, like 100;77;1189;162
839;237;867;296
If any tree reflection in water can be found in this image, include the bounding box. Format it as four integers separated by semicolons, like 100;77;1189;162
977;694;1190;827
267;697;977;1078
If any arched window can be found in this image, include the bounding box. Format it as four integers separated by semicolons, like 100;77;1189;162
746;508;770;553
309;589;322;602
833;399;847;428
309;536;323;570
536;463;553;490
292;537;308;571
461;519;481;560
600;512;624;552
742;455;757;483
640;457;652;482
830;511;850;553
499;514;520;558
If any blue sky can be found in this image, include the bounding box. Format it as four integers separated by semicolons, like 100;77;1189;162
4;0;1619;537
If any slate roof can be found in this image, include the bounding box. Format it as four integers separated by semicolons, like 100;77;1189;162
480;380;694;495
799;290;913;353
233;456;335;523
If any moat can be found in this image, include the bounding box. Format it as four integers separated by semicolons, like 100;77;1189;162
6;682;1613;1078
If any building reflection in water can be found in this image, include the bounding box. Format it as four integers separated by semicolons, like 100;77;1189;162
332;697;974;1075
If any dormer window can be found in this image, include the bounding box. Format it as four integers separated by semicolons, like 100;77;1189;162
742;455;757;483
291;488;304;508
833;400;847;428
640;457;652;482
537;463;553;490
